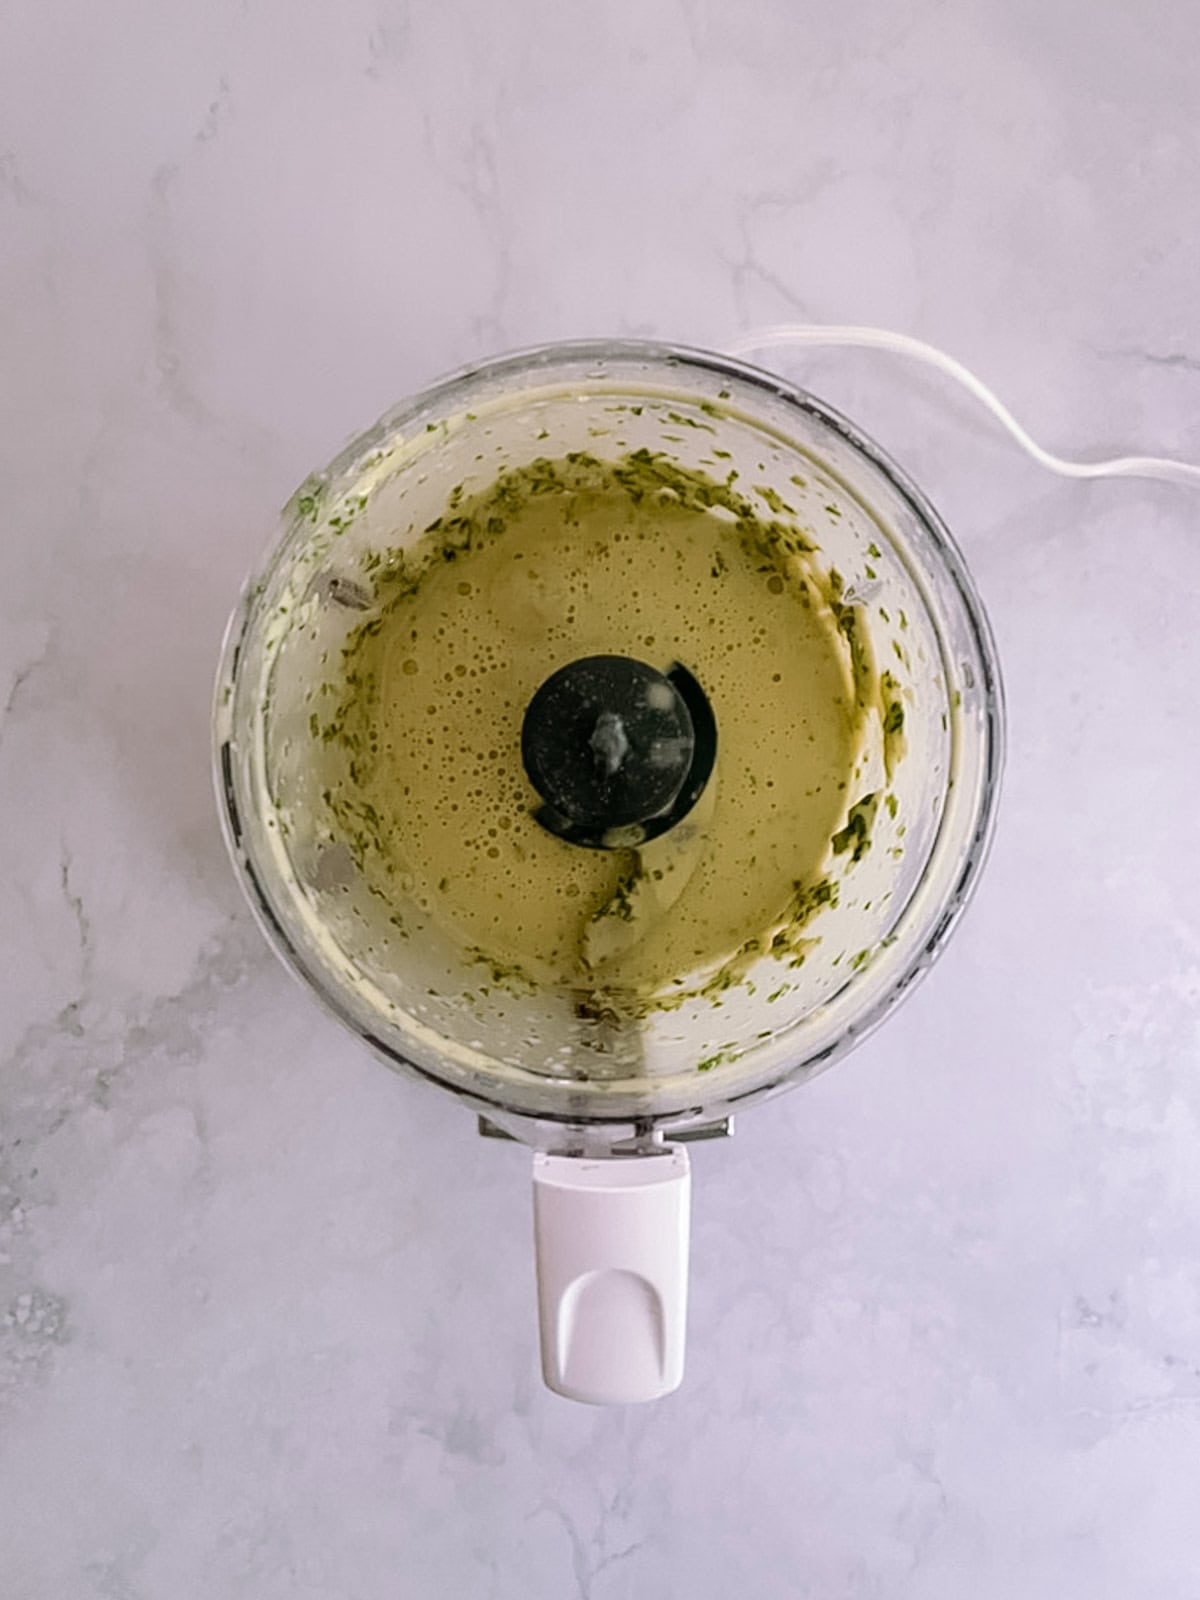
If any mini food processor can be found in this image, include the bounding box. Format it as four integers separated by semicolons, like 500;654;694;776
214;341;1003;1404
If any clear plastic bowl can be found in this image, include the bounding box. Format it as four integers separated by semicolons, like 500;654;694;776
214;340;1003;1141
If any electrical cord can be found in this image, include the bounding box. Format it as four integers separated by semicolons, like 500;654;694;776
725;323;1200;489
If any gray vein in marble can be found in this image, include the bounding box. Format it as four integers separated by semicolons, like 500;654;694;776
1102;345;1200;375
1069;1394;1200;1425
144;79;233;428
0;648;49;755
722;182;841;326
59;849;93;972
1;916;259;1419
390;1399;507;1465
365;13;410;79
458;117;514;352
725;231;810;327
196;78;232;146
0;147;38;207
82;1556;144;1600
147;162;211;427
530;1501;595;1600
527;1492;644;1600
3;916;259;1177
675;0;709;64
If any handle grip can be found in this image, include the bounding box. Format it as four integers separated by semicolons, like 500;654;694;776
532;1147;691;1404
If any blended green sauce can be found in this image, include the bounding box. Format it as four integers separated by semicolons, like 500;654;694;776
310;449;883;1006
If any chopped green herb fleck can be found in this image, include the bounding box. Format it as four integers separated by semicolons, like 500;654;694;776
831;793;879;865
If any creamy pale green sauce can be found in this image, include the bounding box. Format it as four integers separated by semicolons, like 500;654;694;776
311;449;893;1009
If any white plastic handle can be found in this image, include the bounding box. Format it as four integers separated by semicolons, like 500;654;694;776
532;1148;691;1404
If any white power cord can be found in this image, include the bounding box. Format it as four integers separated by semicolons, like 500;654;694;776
725;323;1200;489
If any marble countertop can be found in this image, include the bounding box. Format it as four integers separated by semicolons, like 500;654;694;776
4;1;1200;1594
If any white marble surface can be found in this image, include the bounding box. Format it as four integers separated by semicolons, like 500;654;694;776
4;1;1200;1593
